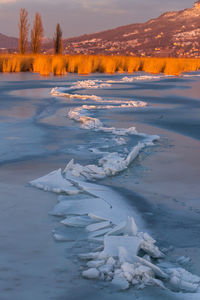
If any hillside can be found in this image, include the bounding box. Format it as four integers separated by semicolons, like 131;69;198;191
62;0;200;57
0;33;18;52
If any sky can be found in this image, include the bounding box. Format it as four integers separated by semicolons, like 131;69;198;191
0;0;195;38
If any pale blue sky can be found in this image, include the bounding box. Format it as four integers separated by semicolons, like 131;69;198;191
0;0;194;38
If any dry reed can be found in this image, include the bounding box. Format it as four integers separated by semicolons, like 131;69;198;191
0;54;200;76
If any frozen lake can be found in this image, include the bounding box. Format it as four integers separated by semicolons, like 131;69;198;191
0;72;200;300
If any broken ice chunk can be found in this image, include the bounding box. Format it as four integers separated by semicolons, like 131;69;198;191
107;216;138;236
121;262;135;282
136;257;169;279
111;274;130;290
138;232;164;258
114;137;126;145
118;247;130;264
177;256;191;266
61;216;93;227
121;262;135;275
51;197;111;216
87;260;105;268
169;276;198;293
30;169;79;194
139;240;164;259
149;278;166;290
82;268;100;279
132;264;154;286
102;235;141;261
88;213;109;222
52;232;74;242
79;252;100;260
167;268;200;293
63;159;74;174
86;221;112;232
88;227;112;239
106;257;116;266
99;263;114;274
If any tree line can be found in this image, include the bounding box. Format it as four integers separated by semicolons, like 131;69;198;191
19;8;63;55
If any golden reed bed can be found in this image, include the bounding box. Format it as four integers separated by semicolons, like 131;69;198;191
0;54;200;76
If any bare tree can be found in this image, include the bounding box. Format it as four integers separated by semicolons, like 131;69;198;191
54;23;63;54
18;8;29;54
31;13;44;54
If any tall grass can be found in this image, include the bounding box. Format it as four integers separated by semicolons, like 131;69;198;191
0;54;200;76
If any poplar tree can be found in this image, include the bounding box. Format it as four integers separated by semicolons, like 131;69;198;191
54;23;63;54
31;13;44;54
18;8;29;54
